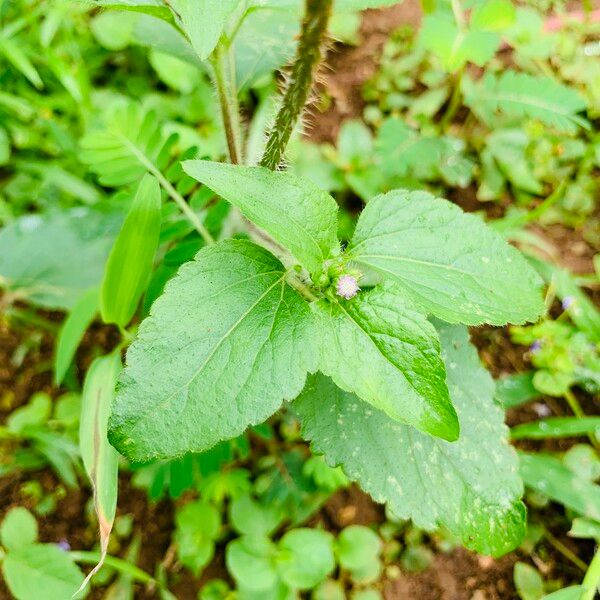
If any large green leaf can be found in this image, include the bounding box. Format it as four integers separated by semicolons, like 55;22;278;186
183;161;339;278
294;324;526;557
313;284;458;441
2;544;86;600
109;240;316;461
0;208;122;310
349;190;544;326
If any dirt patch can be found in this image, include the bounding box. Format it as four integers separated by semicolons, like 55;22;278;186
385;549;517;600
309;0;423;144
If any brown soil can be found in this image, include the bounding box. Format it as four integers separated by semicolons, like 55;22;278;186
309;0;423;144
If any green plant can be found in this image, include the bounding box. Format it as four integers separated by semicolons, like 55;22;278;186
0;1;552;577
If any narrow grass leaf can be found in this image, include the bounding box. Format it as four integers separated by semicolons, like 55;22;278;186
54;287;99;385
77;351;122;595
511;417;600;440
101;174;162;327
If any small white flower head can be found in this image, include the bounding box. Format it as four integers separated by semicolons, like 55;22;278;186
336;274;360;300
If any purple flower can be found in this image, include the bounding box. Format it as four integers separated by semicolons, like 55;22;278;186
57;539;71;552
529;340;542;354
336;275;360;300
562;296;575;310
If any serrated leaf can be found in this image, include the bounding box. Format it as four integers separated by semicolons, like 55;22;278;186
349;190;545;326
463;71;589;133
2;544;86;600
0;208;122;310
101;174;162;326
294;324;526;557
183;161;339;278
54;288;99;385
313;284;458;441
167;0;239;61
78;352;122;594
109;240;316;462
0;508;38;552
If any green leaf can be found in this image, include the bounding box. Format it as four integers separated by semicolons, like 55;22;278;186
7;393;52;434
175;501;220;576
101;175;162;327
1;508;38;552
294;324;526;557
230;494;284;538
349;189;545;326
463;71;589;133
277;529;335;590
109;240;316;462
0;208;122;310
336;526;382;579
495;372;539;409
0;37;43;89
90;11;137;50
54;287;99;385
514;562;544;600
79;0;172;20
2;544;86;600
470;0;516;32
312;284;458;441
226;536;279;593
519;453;600;520
183;161;339;278
167;0;239;61
570;518;600;541
79;352;122;591
80;102;168;188
511;417;600;440
542;587;586;600
418;14;500;71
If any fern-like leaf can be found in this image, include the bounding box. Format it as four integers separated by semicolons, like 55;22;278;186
80;101;213;242
80;102;171;187
463;70;589;133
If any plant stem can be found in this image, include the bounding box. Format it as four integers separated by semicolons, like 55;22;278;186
153;167;215;245
542;528;588;572
260;0;333;170
564;388;600;452
582;547;600;600
212;40;243;165
440;69;463;131
451;0;466;30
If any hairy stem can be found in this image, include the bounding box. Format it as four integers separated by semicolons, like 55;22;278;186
212;40;243;165
260;0;333;170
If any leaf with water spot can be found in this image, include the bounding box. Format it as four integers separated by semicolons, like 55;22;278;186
294;323;526;557
109;239;316;462
349;189;545;326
